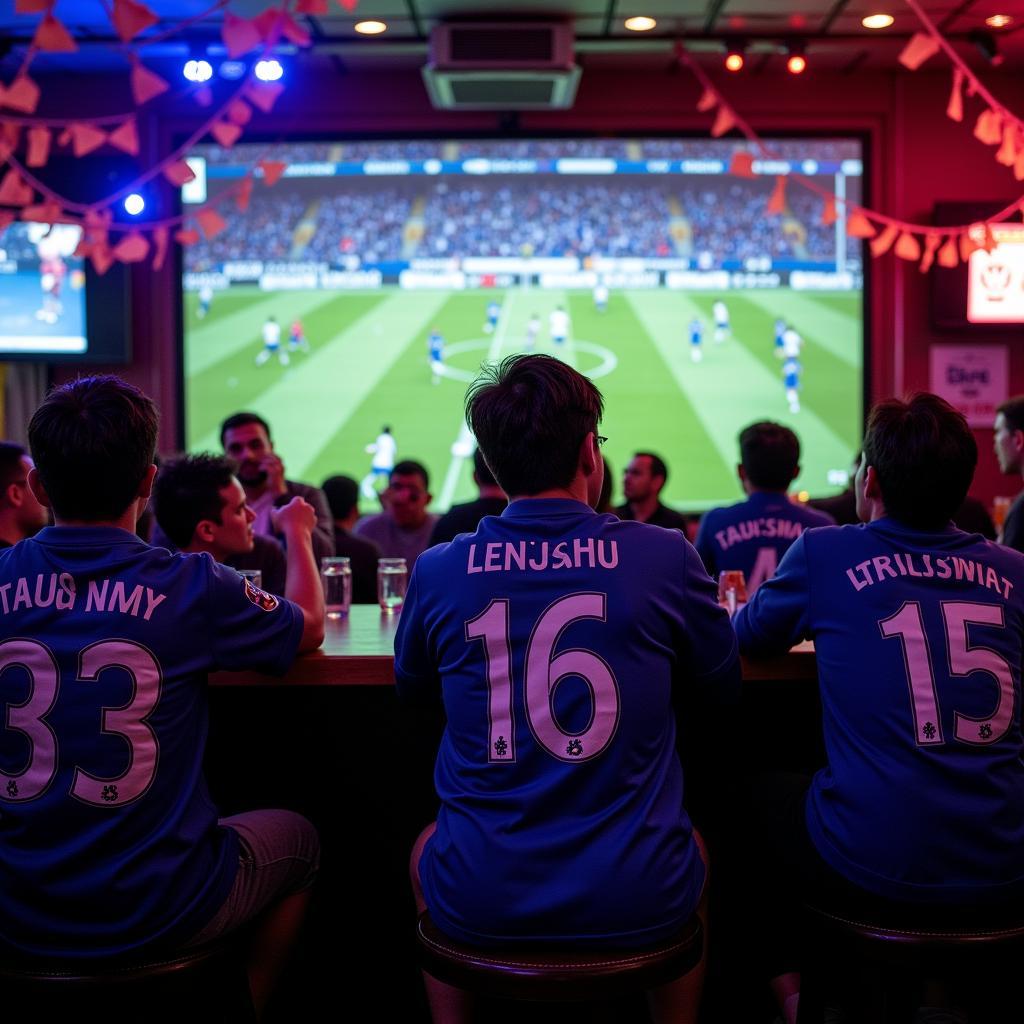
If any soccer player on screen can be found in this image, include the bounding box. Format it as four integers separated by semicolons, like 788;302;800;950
197;283;214;320
735;394;1024;1024
256;315;288;367
524;313;541;352
288;317;309;354
484;300;500;335
427;327;444;385
689;316;704;363
397;353;739;1023
782;354;801;413
774;317;787;359
362;426;397;501
712;300;730;344
593;280;609;313
549;305;570;347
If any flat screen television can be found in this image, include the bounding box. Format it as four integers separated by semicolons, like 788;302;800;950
180;136;866;511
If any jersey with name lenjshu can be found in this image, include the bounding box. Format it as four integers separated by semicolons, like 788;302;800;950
395;498;739;947
0;526;303;958
737;518;1024;904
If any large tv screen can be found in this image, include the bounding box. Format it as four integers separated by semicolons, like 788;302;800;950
181;137;864;511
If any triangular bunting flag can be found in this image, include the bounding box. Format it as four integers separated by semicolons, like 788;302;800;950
337;0;359;11
247;81;285;113
70;123;108;157
821;194;837;226
898;32;940;71
946;69;964;123
108;119;140;156
131;60;169;105
959;230;981;262
894;232;921;262
974;108;1002;147
710;106;736;138
280;10;312;47
34;14;78;53
196;209;227;239
236;175;254;212
696;89;717;113
91;243;115;276
210;121;243;148
57;127;72;147
296;0;329;11
729;151;756;179
1015;148;1024;182
996;124;1018;167
227;99;252;126
252;9;282;41
869;223;899;257
114;232;150;263
0;211;13;237
847;210;876;239
112;0;159;43
26;126;50;167
3;76;40;114
73;235;92;259
20;201;62;224
163;160;196;187
222;13;261;58
981;224;998;252
152;226;169;270
258;159;287;186
919;234;941;273
766;176;786;215
937;238;959;268
0;170;34;207
0;123;20;162
174;228;200;246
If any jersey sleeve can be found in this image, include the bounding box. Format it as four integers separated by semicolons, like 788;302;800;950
735;532;811;656
205;557;304;675
393;564;441;708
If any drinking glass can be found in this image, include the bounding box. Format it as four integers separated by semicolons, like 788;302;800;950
377;557;408;613
717;570;748;616
321;557;352;619
237;568;263;590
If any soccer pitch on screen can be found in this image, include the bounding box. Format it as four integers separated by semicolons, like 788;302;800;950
184;284;861;512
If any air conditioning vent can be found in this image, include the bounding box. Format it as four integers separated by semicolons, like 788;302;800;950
423;22;580;110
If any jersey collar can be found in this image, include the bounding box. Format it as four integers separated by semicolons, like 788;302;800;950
502;498;595;518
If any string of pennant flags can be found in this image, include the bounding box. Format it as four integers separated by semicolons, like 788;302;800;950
0;0;1019;274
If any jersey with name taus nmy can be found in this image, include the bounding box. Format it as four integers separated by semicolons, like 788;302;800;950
0;526;304;958
736;518;1024;904
395;498;739;947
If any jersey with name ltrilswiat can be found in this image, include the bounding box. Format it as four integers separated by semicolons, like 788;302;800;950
696;491;833;592
0;526;303;957
737;519;1024;903
395;498;739;946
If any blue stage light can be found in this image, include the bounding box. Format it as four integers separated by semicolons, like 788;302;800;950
254;59;283;82
124;193;145;216
183;59;213;83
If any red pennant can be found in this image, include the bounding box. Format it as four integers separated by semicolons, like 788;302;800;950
112;0;159;43
152;226;169;271
821;194;837;226
252;9;283;41
114;232;150;263
91;243;115;276
710;106;736;138
131;61;169;105
974;108;1002;147
70;123;107;157
34;14;78;53
996;124;1018;167
696;89;717;113
163;160;196;187
247;81;285;113
337;0;359;9
174;228;200;246
919;233;941;273
57;127;72;148
3;76;40;114
869;223;898;257
235;175;254;212
898;32;940;71
937;238;959;268
296;0;329;11
0;211;13;237
26;126;50;167
210;121;243;148
0;170;34;207
73;236;92;259
197;208;227;239
227;99;252;126
258;159;287;186
108;119;140;156
280;10;312;47
847;210;876;239
766;176;787;215
959;230;981;262
0;123;20;162
20;201;63;224
1015;148;1024;182
15;0;49;11
222;13;261;58
981;224;998;253
894;232;921;262
729;151;756;179
194;86;213;108
946;69;964;123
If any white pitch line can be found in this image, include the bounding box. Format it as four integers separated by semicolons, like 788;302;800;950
437;291;516;510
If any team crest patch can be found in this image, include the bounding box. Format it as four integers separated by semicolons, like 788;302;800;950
243;578;279;611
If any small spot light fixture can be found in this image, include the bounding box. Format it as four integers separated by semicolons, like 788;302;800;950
969;28;1004;65
724;40;745;72
183;58;213;82
985;14;1013;28
861;13;895;28
254;58;284;81
124;193;146;216
624;16;657;32
354;20;388;35
786;41;807;74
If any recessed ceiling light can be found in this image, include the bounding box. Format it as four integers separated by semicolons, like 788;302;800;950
986;14;1013;28
624;16;657;32
355;20;388;35
862;13;895;28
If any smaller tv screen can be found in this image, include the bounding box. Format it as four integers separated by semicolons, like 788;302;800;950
968;224;1024;324
0;220;130;364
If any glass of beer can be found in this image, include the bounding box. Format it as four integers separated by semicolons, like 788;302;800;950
320;557;352;619
717;570;748;616
378;557;408;613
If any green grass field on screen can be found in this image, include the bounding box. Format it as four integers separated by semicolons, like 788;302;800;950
184;286;861;513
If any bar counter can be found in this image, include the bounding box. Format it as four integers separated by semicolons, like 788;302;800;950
210;603;816;686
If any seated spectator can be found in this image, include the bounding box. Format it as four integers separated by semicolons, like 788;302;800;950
696;422;833;592
428;448;507;546
736;394;1024;1024
0;441;48;546
152;453;287;596
321;474;382;604
396;354;739;1023
993;397;1024;551
221;412;335;563
615;452;687;531
354;460;437;570
5;376;323;1018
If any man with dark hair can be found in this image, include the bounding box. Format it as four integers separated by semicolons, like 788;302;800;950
428;447;507;546
220;411;334;563
736;393;1024;1024
615;451;687;531
7;377;323;1015
320;474;381;604
993;396;1024;552
396;354;739;1023
354;459;437;569
152;454;287;596
0;442;48;547
696;421;832;592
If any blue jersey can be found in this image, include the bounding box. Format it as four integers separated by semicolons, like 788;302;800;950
783;357;801;389
695;491;833;591
428;332;444;361
395;499;739;946
689;320;703;345
0;526;303;957
737;519;1024;904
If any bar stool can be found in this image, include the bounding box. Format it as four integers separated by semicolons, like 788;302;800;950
415;911;703;1003
796;903;1024;1024
0;938;255;1022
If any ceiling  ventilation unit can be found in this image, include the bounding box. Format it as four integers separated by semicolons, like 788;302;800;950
422;22;580;110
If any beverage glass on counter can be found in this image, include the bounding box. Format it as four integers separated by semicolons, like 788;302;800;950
378;557;408;613
321;557;352;619
237;568;262;589
717;570;748;616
